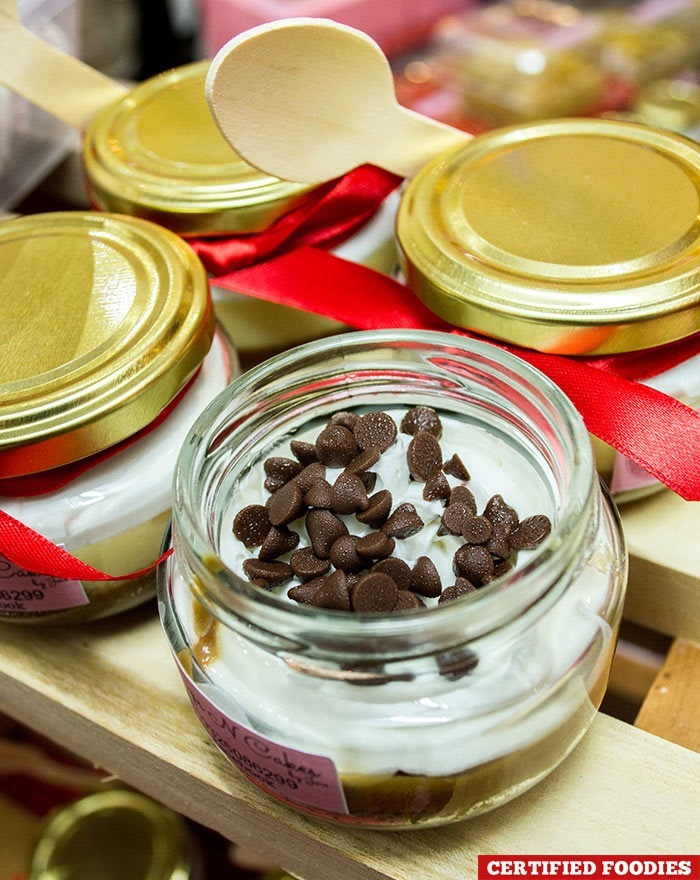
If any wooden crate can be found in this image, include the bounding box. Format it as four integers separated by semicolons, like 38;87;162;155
0;489;698;880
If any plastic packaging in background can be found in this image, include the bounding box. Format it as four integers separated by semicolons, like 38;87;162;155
424;0;609;126
200;0;475;59
0;0;79;210
598;0;700;86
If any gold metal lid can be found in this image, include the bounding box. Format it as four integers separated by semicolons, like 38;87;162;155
29;790;196;880
397;117;700;354
82;61;313;236
0;211;214;478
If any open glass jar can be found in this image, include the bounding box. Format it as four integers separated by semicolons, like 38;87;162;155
0;211;236;624
159;330;626;829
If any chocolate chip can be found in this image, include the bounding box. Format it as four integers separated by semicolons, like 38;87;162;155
440;502;473;536
310;570;351;611
290;547;331;580
371;557;412;591
453;544;494;585
343;447;381;475
360;471;377;493
264;457;304;487
351;572;398;613
443;454;470;481
510;514;552;550
356;489;392;527
382;503;424;539
394;590;426;611
400;406;443;439
314;424;359;467
437;648;479;679
355;530;395;560
293;462;327;493
264;474;286;493
266;480;305;527
483;494;519;535
304;478;334;509
242;558;292;586
438;578;477;604
287;577;325;604
486;524;511;560
306;509;349;559
329;411;359;430
353;411;397;452
450;485;477;514
461;515;493;545
410;556;442;598
331;472;369;515
258;526;300;561
406;431;443;481
493;559;513;578
329;535;366;573
232;505;271;548
290;440;318;465
423;471;451;503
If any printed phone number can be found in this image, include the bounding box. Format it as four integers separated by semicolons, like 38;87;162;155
0;589;44;602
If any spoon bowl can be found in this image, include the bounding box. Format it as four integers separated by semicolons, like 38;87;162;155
206;18;470;183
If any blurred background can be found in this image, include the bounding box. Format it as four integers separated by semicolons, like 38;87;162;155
4;0;700;210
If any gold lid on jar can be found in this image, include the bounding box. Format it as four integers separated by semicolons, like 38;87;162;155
0;211;215;477
397;117;700;354
82;61;313;236
29;790;197;880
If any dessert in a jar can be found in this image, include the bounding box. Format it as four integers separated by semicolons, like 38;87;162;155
396;116;700;500
82;61;399;356
0;211;235;624
159;330;626;829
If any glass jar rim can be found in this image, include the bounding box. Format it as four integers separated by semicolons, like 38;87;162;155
171;329;598;648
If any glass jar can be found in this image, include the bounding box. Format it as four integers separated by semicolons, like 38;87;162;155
0;211;236;624
29;791;202;880
82;61;400;356
396;116;700;499
159;329;626;829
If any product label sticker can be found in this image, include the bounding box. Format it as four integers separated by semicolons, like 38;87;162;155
610;454;658;495
0;551;89;614
180;671;349;815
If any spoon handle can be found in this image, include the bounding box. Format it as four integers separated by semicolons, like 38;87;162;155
370;104;472;178
0;0;127;129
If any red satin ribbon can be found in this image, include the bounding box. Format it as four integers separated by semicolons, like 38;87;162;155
212;245;700;502
187;164;402;276
0;507;171;582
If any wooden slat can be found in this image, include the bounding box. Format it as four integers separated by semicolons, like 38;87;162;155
608;637;666;705
0;611;698;880
635;639;700;752
620;491;700;641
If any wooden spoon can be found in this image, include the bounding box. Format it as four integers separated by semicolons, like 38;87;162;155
206;18;471;183
0;0;127;129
